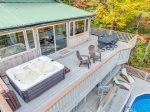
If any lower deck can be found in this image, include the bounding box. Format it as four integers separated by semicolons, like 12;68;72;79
76;75;150;112
5;35;128;112
76;73;132;112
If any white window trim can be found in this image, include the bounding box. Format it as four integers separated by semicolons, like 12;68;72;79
25;29;37;50
84;18;90;32
69;21;75;37
23;31;30;50
84;19;86;32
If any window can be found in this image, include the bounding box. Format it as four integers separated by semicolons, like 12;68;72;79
26;30;35;49
69;19;89;37
70;22;74;36
75;20;85;35
0;32;26;59
85;19;89;31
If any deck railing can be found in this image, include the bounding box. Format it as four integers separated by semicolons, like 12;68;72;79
117;48;131;65
39;36;137;112
97;85;117;112
118;36;137;65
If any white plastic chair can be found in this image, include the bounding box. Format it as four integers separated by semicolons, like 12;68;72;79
114;77;130;90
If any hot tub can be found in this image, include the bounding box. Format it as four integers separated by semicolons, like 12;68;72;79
6;56;64;102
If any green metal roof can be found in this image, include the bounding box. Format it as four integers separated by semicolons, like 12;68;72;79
0;3;95;30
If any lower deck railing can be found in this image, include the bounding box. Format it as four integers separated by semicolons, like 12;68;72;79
97;85;118;112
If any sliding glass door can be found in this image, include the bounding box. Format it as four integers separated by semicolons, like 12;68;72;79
38;26;55;55
38;23;67;55
55;23;67;51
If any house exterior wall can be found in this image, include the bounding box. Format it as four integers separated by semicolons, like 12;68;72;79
0;49;41;76
0;18;91;76
68;32;90;48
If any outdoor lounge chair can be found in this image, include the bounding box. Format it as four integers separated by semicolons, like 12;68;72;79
121;68;135;84
114;77;130;90
76;50;91;69
88;45;101;63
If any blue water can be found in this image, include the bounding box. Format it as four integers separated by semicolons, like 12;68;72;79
130;94;150;112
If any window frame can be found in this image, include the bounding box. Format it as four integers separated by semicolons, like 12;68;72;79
69;21;75;37
25;29;36;50
36;22;68;55
85;18;90;32
69;18;90;38
75;19;85;35
0;29;36;60
54;23;68;51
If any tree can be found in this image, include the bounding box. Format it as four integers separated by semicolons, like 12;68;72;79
92;0;142;30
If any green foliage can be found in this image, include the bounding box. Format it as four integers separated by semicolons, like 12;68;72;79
144;47;150;65
129;39;150;68
80;0;149;32
139;26;150;34
86;0;142;30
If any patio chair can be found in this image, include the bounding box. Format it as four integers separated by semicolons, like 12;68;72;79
114;77;130;90
111;41;118;48
105;43;113;50
76;50;91;69
88;45;101;63
121;68;135;84
98;34;104;39
97;41;106;52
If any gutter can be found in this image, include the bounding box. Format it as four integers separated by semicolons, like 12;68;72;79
0;14;95;31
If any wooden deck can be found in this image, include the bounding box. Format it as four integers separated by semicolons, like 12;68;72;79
6;35;129;112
